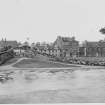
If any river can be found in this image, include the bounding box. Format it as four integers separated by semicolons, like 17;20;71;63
0;68;105;103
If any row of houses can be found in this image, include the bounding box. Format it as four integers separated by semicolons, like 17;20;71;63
0;39;32;57
35;36;105;58
1;37;105;58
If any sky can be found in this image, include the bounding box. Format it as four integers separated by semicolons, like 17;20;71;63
0;0;105;43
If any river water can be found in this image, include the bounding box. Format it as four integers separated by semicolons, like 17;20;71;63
0;68;105;103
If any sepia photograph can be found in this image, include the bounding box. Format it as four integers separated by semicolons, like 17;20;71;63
0;0;105;104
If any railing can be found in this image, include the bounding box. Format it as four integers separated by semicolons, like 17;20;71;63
0;48;14;65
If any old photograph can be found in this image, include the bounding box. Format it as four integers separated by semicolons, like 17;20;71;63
0;0;105;104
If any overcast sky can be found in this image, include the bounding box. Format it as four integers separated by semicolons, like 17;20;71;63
0;0;105;43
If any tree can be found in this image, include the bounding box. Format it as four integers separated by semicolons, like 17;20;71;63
99;27;105;34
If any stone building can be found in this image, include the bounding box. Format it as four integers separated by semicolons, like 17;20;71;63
53;36;79;57
0;38;18;48
79;40;105;57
